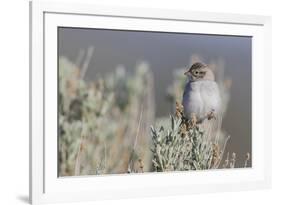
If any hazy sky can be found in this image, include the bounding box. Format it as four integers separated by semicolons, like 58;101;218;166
58;27;252;167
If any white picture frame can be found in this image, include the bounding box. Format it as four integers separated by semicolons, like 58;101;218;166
30;1;272;204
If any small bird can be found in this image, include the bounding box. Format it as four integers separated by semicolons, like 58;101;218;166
182;62;221;124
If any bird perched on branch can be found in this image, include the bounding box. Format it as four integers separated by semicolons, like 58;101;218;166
182;62;222;126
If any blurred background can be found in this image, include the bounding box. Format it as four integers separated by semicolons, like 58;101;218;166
58;27;252;176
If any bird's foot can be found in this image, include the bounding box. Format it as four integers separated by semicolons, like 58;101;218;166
207;110;216;120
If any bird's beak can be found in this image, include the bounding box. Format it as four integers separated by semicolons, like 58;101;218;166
184;70;190;76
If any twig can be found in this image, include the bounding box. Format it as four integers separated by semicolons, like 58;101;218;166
80;46;94;79
127;104;143;172
215;135;230;168
215;115;223;144
104;142;107;171
75;49;85;68
74;135;84;176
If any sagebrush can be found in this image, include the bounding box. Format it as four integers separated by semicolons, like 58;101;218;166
58;55;250;176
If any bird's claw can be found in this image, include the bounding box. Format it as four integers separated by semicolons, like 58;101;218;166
207;110;216;120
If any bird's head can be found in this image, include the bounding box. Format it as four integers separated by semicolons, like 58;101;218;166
184;62;215;82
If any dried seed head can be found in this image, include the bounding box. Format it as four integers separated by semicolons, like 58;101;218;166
223;152;230;168
211;143;220;167
175;101;184;118
138;158;144;172
180;123;187;138
187;113;197;130
232;152;236;159
244;152;251;168
246;152;250;160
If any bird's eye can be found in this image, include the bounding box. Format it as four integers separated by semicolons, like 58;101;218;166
195;71;199;75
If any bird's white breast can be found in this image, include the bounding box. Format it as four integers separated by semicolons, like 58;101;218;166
182;80;221;120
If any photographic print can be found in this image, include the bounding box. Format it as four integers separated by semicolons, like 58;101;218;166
58;27;252;176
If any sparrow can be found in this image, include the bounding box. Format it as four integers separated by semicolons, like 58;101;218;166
182;62;222;124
